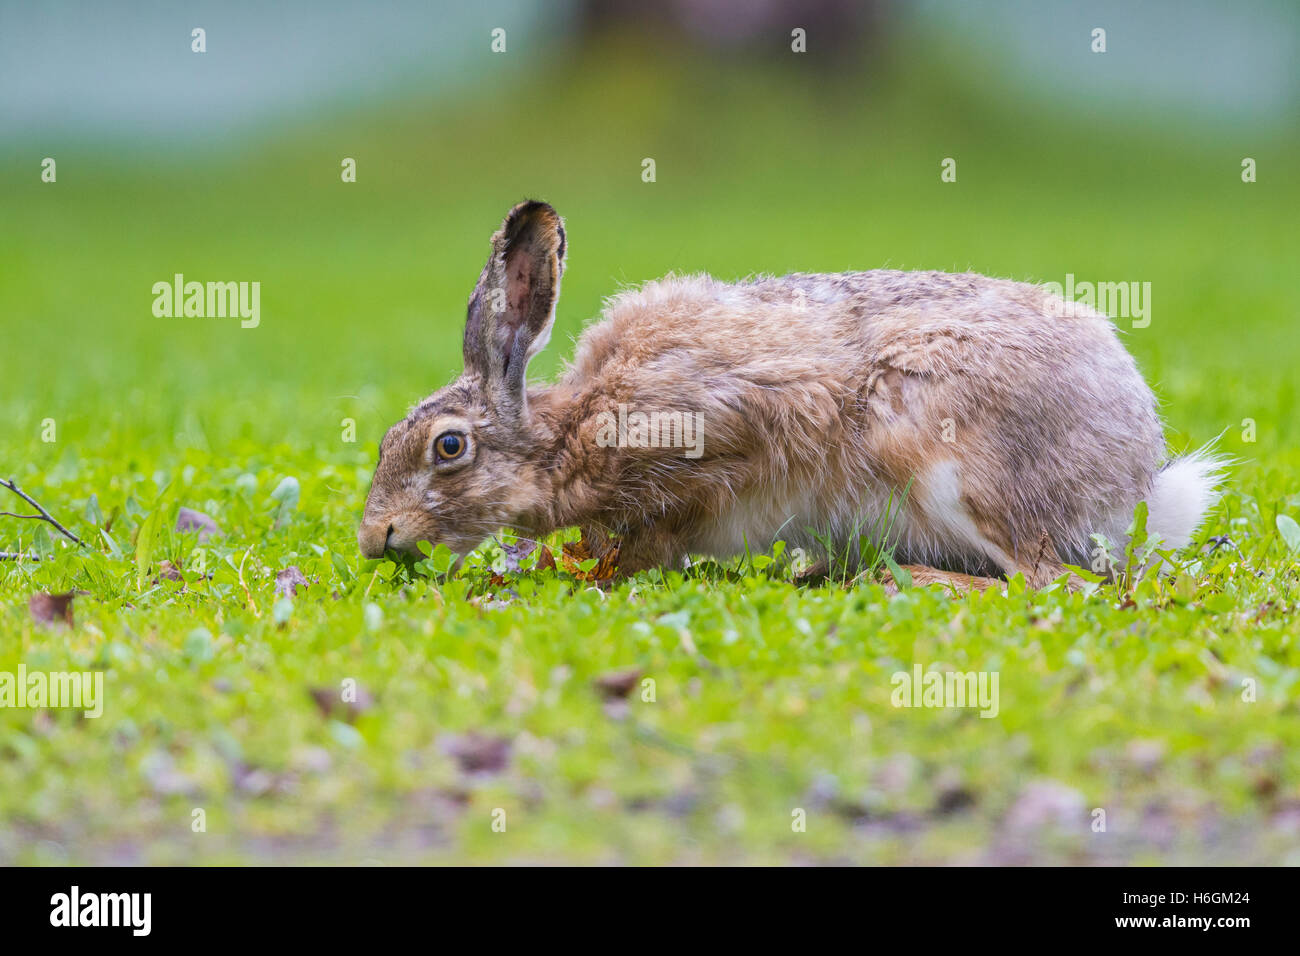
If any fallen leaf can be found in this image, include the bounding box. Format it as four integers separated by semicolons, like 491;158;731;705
275;565;309;597
308;685;374;723
593;667;641;699
176;507;223;542
561;536;620;581
535;544;556;572
934;785;977;815
29;591;74;626
1253;772;1279;800
793;558;830;584
439;732;511;774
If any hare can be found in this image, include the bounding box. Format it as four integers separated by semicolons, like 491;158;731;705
358;200;1221;589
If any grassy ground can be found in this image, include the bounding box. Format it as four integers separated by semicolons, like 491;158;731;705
2;36;1299;864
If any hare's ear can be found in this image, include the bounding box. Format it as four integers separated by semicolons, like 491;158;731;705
463;200;566;404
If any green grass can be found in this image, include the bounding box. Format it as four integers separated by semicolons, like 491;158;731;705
2;36;1299;864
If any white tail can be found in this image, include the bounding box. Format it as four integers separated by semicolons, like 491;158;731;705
1145;447;1226;551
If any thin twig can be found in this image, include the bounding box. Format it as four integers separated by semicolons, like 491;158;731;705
237;549;260;617
0;551;40;561
0;478;88;548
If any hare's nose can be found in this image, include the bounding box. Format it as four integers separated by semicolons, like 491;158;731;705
357;520;393;559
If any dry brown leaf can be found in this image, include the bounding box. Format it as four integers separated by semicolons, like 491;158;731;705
561;537;620;581
793;558;830;584
308;685;374;723
439;732;511;774
593;667;641;700
535;543;556;572
29;591;74;626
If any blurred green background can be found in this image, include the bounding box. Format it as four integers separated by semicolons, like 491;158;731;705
2;0;1300;864
3;0;1297;467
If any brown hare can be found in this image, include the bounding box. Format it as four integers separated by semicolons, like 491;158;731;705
358;200;1221;589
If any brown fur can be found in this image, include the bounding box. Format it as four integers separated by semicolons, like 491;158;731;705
359;201;1221;586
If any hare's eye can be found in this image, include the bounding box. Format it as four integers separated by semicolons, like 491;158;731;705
434;431;467;462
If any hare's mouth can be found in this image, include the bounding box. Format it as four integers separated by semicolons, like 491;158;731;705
358;512;429;559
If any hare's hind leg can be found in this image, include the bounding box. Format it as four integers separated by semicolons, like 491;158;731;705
906;459;1082;591
1000;530;1084;590
882;564;1003;596
880;553;1077;596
